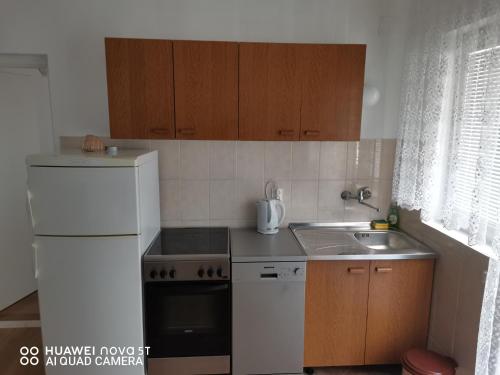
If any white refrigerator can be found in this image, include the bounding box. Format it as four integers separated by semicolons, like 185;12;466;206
26;149;160;375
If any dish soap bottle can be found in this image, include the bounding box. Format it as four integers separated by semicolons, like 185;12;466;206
387;203;399;228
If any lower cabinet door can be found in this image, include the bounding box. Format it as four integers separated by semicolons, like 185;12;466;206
365;259;434;364
304;261;370;366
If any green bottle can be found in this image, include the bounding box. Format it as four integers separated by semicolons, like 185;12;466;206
387;203;399;228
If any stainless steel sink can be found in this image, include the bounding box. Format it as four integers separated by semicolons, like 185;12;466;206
289;222;436;260
353;231;415;251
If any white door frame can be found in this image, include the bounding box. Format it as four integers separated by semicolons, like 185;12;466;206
0;53;55;310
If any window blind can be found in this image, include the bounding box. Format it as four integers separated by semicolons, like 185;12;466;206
453;45;500;226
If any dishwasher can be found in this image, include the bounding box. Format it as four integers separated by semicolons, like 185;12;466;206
231;229;307;375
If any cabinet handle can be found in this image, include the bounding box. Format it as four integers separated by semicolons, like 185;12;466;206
304;130;320;136
178;128;196;135
375;267;393;273
279;129;295;136
150;128;170;134
348;267;365;274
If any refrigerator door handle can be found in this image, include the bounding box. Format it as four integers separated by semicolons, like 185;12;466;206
32;242;39;279
26;189;35;228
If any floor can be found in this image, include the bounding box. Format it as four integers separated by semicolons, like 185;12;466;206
0;293;40;322
0;293;402;375
0;293;44;375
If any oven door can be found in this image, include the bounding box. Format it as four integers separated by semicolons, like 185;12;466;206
144;281;230;358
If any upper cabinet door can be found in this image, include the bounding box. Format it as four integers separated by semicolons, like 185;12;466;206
239;43;302;141
173;41;238;140
299;44;366;141
105;38;175;139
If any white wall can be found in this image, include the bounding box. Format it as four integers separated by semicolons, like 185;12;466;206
0;0;410;140
0;68;53;310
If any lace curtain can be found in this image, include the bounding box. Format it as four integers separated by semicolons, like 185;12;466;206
392;0;500;374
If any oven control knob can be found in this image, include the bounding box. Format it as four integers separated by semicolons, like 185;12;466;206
216;268;223;278
150;270;157;279
159;270;166;279
207;268;214;278
198;268;205;278
169;269;176;279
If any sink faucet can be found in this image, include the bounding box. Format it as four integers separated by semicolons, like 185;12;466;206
340;186;381;212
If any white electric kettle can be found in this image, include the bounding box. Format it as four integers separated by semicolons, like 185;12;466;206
256;199;286;235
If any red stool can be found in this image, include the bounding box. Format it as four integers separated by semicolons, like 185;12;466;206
402;349;457;375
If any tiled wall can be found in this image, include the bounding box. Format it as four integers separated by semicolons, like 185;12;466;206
61;137;396;228
399;210;488;375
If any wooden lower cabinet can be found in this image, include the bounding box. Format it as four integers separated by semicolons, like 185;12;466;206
304;261;370;367
304;259;434;367
365;259;434;364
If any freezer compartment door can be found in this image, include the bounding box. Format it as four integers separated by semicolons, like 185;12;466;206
232;262;306;375
27;166;140;236
34;235;145;375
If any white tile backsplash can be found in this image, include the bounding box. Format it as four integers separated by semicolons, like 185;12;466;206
236;178;264;220
210;179;237;220
344;200;378;222
60;137;396;227
343;178;393;221
316;177;348;227
152;140;180;179
347;139;396;180
291;142;320;180
236;141;265;180
290;180;319;221
379;139;397;179
103;138;150;149
180;141;210;179
347;139;376;180
264;142;292;179
179;179;210;221
162;220;210;228
273;179;292;210
319;142;348;180
159;179;180;221
209;141;236;179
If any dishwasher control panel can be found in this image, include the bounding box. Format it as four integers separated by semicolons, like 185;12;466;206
232;262;306;282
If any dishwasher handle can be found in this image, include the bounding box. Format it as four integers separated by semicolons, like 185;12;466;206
260;273;279;279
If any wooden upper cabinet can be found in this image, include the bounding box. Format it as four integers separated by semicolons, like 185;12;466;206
105;39;366;141
365;260;434;364
299;44;366;141
239;43;302;140
304;261;370;367
105;38;175;139
173;41;238;140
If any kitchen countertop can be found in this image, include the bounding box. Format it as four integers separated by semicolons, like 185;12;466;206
230;228;307;263
289;222;437;260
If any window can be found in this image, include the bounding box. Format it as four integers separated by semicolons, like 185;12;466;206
450;45;500;232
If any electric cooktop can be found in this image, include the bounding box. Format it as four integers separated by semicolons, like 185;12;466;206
145;227;230;260
143;227;231;281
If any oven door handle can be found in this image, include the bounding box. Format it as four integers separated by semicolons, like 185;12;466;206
199;284;229;292
153;283;229;294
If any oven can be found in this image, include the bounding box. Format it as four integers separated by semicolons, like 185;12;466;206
143;227;231;375
144;280;230;358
